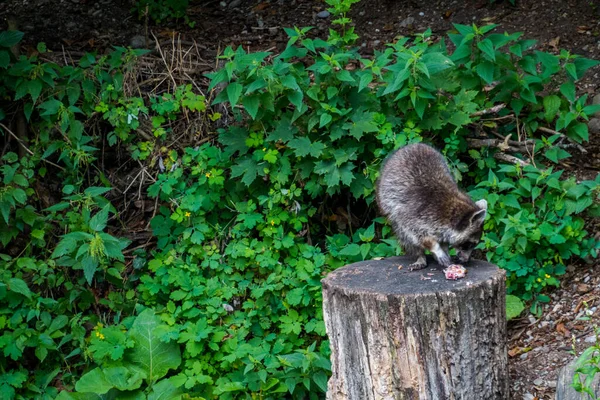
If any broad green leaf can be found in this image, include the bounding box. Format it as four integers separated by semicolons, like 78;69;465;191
242;95;260;120
75;368;113;394
226;82;243;107
569;122;588;142
148;379;183;400
29;79;43;103
81;255;99;285
506;295;525;320
230;158;259;186
574;57;600;79
560;81;575;103
0;50;10;68
39;99;62;116
48;315;68;333
286;288;304;306
288;90;303;109
104;366;145;391
0;31;24;47
288;137;325;158
89;203;110;232
313;371;328;392
55;392;100;400
477;39;495;61
358;73;372;92
542;95;561;122
127;309;182;381
339;243;361;256
421;53;454;75
319;113;332;128
475;61;494;84
8;278;32;299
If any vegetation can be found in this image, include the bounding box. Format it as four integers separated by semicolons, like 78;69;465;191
0;0;599;398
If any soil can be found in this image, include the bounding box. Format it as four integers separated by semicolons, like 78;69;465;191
2;0;600;398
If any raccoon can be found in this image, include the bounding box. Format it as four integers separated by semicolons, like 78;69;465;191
376;143;487;270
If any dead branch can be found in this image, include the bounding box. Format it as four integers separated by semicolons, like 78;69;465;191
471;103;506;117
494;152;530;166
467;137;533;153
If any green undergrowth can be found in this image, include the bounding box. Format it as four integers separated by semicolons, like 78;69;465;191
0;0;599;398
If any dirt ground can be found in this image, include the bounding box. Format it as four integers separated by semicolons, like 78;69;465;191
2;0;600;398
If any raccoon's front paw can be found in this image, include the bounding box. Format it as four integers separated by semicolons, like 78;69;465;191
409;260;427;271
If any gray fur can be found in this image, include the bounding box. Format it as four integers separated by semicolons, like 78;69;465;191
376;143;487;270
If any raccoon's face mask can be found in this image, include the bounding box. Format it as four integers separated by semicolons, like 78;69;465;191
455;199;487;263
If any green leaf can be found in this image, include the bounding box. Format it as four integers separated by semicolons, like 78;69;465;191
506;295;525;320
286;288;304;306
574;57;600;79
89;203;110;232
242;95;260;120
337;70;355;82
475;61;494;84
127;309;182;381
48;315;68;333
288;137;325;158
339;243;361;256
569;122;588;142
421;53;454;75
542;95;561;122
75;368;113;394
0;31;24;47
560;81;575;103
0;50;10;68
29;80;43;103
319;113;332;128
39;99;62;116
148;379;183;400
8;278;32;299
230;158;259;186
104;366;145;391
358;73;373;92
288;90;304;109
281;75;300;91
477;39;495;61
313;371;328;392
226;82;243;107
81;256;99;285
565;63;577;80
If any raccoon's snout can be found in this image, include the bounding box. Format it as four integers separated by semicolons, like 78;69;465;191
455;249;473;264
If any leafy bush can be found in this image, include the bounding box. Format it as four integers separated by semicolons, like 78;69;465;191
0;0;599;398
135;0;192;25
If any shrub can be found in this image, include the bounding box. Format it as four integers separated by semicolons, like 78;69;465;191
1;0;599;397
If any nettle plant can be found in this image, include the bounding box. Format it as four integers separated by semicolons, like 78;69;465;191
0;32;208;398
204;0;599;315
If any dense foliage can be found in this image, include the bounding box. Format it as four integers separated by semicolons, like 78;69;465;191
0;0;599;398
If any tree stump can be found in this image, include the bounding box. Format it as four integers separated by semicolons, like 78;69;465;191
322;256;508;400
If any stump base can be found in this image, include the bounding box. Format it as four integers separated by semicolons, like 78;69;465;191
322;256;508;400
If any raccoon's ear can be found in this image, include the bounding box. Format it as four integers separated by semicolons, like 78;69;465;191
475;199;487;210
469;208;487;226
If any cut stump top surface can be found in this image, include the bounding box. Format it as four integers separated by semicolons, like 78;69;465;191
322;256;504;296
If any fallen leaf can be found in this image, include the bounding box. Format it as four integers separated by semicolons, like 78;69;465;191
556;323;571;337
253;2;269;11
548;37;560;51
443;10;454;19
577;283;592;294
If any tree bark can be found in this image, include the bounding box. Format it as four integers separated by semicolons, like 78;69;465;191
322;256;508;400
